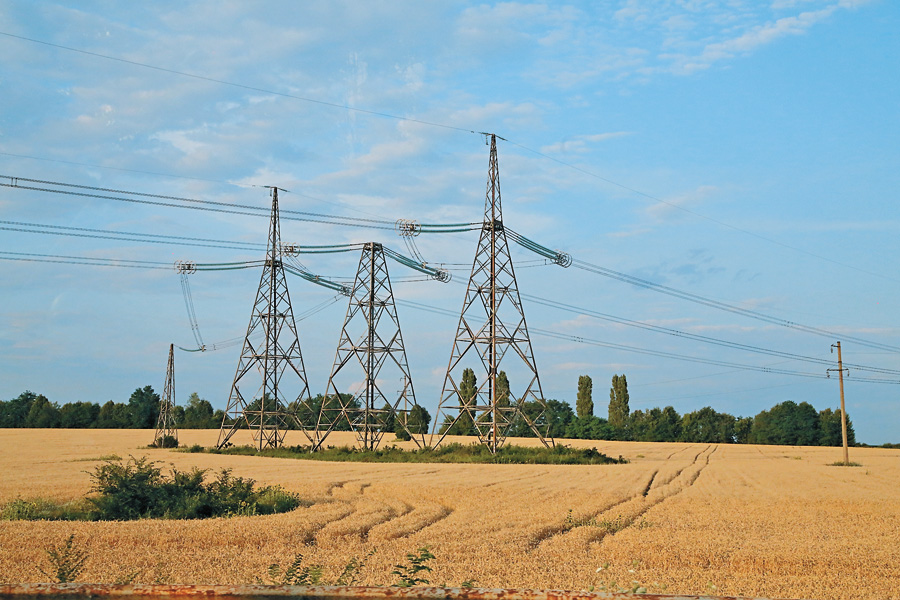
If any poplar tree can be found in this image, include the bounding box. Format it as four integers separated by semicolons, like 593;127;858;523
448;367;477;435
576;375;593;417
608;374;630;430
496;371;510;407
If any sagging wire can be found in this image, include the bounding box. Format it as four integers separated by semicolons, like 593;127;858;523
179;294;344;354
283;264;352;295
176;262;205;352
382;245;451;282
395;219;428;264
505;228;572;267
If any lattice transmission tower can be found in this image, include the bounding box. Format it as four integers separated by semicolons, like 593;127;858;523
217;188;316;450
432;133;554;452
154;343;178;446
314;242;426;450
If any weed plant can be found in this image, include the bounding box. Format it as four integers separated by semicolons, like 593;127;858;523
564;510;653;533
391;547;435;587
38;534;87;583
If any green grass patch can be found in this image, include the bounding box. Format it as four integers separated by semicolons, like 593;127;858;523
183;442;626;465
69;454;123;462
1;456;303;521
0;497;95;521
828;461;864;467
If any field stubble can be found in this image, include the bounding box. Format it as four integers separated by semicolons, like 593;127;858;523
0;429;898;599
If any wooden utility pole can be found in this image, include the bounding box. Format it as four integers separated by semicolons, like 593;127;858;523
829;342;850;465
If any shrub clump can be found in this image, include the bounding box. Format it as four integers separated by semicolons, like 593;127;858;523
150;435;179;448
88;456;301;519
1;456;302;521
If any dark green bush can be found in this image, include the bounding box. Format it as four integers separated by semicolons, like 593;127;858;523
88;456;302;519
1;456;303;521
150;435;179;448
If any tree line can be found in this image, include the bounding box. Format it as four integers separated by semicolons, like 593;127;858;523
531;373;854;446
437;371;856;446
0;388;431;435
2;373;855;447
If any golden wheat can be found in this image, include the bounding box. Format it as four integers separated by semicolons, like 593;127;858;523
0;428;898;599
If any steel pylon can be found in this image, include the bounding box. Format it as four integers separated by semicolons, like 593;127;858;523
314;242;426;451
154;343;178;446
217;188;316;450
431;134;554;453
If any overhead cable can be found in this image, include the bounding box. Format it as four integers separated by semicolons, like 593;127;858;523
571;258;900;354
395;298;900;385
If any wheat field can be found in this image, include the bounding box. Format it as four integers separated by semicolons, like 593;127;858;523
0;428;898;599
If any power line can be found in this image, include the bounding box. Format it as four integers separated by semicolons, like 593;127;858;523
570;258;900;354
519;292;900;376
1;175;398;226
395;298;900;385
0;30;477;135
0;150;255;187
9;173;895;359
0;251;171;269
5;247;897;384
501;139;898;284
1;175;481;232
0;220;267;252
2;30;894;285
0;151;421;224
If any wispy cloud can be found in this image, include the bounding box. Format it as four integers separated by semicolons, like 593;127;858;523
645;185;719;222
540;132;632;154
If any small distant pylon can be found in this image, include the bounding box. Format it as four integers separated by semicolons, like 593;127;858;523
217;188;317;450
314;242;426;451
431;133;554;453
154;343;178;446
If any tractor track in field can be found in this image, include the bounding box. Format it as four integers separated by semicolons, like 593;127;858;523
528;444;717;553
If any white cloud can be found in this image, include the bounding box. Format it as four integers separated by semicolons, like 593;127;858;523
645;185;719;222
540;132;632;154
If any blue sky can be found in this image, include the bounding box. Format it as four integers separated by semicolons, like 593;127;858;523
1;0;898;443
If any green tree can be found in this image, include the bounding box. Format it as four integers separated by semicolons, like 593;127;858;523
734;416;753;444
630;406;682;442
564;415;615;440
628;409;647;441
406;405;431;435
378;403;396;433
128;386;160;429
442;368;477;435
1;391;40;427
496;371;511;408
817;408;855;446
608;374;630;435
576;375;593;418
59;401;101;428
544;399;575;438
183;392;215;428
96;401;131;428
681;407;736;443
24;394;60;428
304;393;360;432
749;400;819;446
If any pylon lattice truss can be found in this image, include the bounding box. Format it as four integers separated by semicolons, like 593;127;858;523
217;188;317;450
432;133;554;453
315;242;426;451
154;343;178;445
